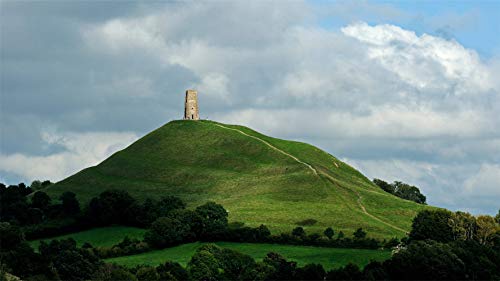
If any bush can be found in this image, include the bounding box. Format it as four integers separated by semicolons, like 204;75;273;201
410;209;454;242
156;262;189;281
324;227;335;239
144;217;189;248
353;228;367;239
195;202;228;239
135;266;159;281
292;226;306;238
372;179;426;204
93;264;137;281
296;219;318;226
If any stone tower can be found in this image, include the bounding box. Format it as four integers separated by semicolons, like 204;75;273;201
184;89;199;120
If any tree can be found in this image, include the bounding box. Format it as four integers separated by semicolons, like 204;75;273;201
353;228;367;239
337;231;345;239
373;179;426;204
363;261;387;281
86;190;137;225
0;184;30;224
263;252;297;280
39;238;102;280
373;178;394;194
475;215;499;246
384;240;466;280
495;209;500;224
93;264;137;281
31;191;51;210
30;180;43;191
292;226;306;238
409;209;454;242
0;223;48;277
144;217;189;248
448;211;477;241
256;224;271;240
157;196;186;215
168;209;203;241
156;262;189;281
217;248;258;280
0;222;24;251
136;266;159;281
195;202;228;238
324;227;335;239
295;263;325;280
60;191;80;215
326;263;363;280
384;237;400;248
392;181;426;204
187;248;221;281
27;208;44;224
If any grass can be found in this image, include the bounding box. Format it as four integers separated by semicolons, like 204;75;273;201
29;226;146;249
106;242;391;270
43;120;431;239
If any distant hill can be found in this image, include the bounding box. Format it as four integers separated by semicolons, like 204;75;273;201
44;120;430;238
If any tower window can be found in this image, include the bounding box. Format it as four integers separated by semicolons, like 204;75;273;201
192;114;194;119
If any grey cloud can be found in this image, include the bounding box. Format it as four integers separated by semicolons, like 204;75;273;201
1;1;499;215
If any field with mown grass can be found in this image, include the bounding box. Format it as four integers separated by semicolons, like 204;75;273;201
43;120;430;239
105;241;392;270
29;226;146;249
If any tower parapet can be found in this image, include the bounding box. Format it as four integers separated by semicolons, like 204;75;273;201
184;89;199;120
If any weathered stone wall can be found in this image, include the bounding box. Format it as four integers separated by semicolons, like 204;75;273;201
184;89;199;120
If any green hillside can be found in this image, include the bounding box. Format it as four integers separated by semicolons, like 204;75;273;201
43;120;429;238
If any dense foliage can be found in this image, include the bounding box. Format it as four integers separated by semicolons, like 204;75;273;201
373;178;427;204
1;182;499;280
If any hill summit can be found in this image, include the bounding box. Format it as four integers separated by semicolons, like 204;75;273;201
45;120;429;238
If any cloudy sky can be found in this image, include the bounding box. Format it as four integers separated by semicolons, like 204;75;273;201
1;1;499;214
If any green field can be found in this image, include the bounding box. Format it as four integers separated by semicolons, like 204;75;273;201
106;242;391;270
43;120;430;239
29;226;146;249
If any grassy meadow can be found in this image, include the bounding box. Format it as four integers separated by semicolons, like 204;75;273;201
29;226;146;249
43;120;429;239
106;241;392;270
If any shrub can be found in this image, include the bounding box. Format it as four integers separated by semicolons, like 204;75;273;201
144;217;189;248
296;219;318;226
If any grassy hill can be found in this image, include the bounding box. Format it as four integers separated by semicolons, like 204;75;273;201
43;120;429;238
106;242;391;270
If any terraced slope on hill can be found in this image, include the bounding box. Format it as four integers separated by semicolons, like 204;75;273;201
44;120;429;238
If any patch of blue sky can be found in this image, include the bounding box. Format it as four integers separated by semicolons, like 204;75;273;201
309;0;500;58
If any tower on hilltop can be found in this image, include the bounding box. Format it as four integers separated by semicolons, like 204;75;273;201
184;89;199;120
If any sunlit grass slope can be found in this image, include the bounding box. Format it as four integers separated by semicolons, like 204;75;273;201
45;120;430;238
106;242;391;270
29;226;146;249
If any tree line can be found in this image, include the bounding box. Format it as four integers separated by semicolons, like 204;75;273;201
1;208;499;280
0;182;392;249
372;178;427;204
1;182;499;280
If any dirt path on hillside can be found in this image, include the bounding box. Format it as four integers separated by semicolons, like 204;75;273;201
213;122;406;234
321;173;407;234
213;123;318;175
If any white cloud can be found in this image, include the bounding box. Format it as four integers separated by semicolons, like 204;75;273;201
2;1;499;214
195;73;231;102
464;164;500;197
341;22;494;94
0;131;138;182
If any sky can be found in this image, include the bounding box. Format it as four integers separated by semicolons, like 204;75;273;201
1;1;499;215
